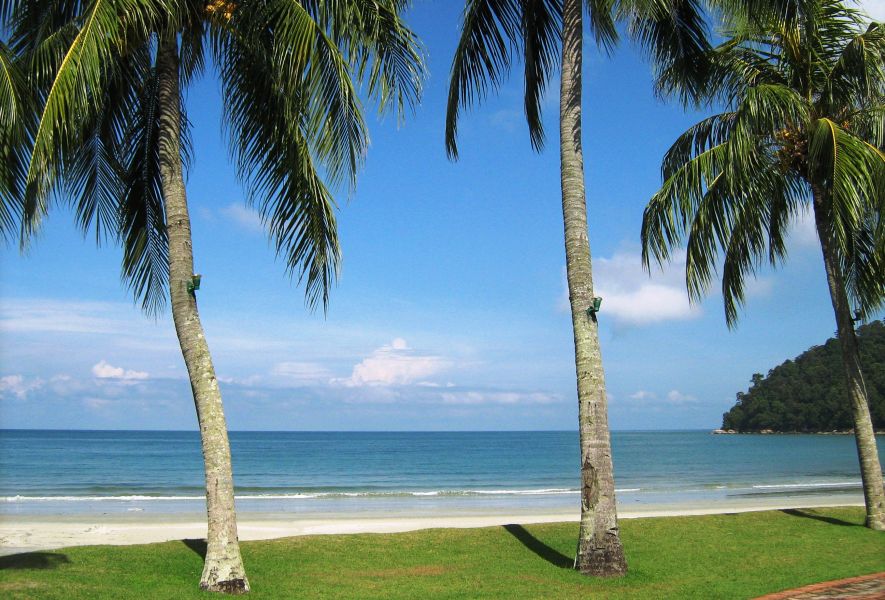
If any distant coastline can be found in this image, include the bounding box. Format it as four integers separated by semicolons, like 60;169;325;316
721;321;885;433
712;429;885;435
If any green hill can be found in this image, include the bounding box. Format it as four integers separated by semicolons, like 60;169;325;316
722;321;885;432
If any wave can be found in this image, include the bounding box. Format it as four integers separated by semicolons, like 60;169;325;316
2;487;604;502
751;481;860;490
3;495;206;502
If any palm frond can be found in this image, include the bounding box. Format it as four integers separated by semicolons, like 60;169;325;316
446;0;522;159
642;140;729;268
117;44;169;316
328;0;425;122
824;21;885;115
626;0;712;103
20;0;161;244
0;41;29;243
586;0;618;54
217;20;340;311
808;118;885;254
522;0;562;151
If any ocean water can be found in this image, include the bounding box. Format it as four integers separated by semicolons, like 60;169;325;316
0;430;881;517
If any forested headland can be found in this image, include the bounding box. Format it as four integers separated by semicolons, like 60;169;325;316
721;321;885;433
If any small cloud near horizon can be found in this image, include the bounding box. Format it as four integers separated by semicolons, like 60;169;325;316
666;389;698;405
0;374;45;399
92;360;149;381
336;338;451;387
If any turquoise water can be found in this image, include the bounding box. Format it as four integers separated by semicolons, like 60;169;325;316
1;430;881;516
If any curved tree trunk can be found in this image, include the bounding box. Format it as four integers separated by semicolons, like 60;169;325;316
156;35;251;591
812;187;885;531
560;0;627;576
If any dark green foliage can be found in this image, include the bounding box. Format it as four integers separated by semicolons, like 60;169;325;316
723;321;885;432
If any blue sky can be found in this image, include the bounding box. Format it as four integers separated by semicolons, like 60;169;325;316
2;1;883;431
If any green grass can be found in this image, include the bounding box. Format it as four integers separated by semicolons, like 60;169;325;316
1;507;883;599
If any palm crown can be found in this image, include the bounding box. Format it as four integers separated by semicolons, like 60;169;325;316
642;0;885;324
444;0;712;160
3;0;424;313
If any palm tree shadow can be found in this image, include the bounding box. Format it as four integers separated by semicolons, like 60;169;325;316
182;538;207;559
780;509;860;527
503;524;573;569
0;552;70;570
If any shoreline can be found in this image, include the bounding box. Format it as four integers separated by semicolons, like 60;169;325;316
0;498;864;557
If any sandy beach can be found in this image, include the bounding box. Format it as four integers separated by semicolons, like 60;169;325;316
0;497;864;557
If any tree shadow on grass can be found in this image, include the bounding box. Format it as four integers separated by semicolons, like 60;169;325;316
503;524;573;569
182;538;207;559
0;552;70;570
780;509;860;527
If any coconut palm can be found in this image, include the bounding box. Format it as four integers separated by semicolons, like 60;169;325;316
446;0;710;574
642;0;885;529
4;0;423;591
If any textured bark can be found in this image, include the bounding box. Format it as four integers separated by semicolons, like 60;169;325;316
812;187;885;531
560;0;627;576
156;36;251;591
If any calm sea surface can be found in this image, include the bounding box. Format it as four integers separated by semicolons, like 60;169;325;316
1;430;881;516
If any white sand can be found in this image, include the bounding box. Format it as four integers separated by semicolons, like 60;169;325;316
0;498;863;556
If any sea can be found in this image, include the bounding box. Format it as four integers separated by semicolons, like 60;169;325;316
1;430;881;518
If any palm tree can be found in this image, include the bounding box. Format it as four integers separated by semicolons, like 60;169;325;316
642;0;885;530
446;0;710;575
4;0;423;591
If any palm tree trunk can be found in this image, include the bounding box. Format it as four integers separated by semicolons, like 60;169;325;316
156;35;251;591
812;186;885;531
560;0;627;576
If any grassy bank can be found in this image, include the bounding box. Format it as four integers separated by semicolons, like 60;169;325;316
1;507;883;599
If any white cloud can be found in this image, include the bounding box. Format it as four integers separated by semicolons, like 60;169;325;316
630;390;657;401
220;203;263;233
271;361;332;384
440;391;559;405
665;389;697;405
858;0;885;21
91;360;149;381
568;249;700;325
0;375;44;399
338;339;450;387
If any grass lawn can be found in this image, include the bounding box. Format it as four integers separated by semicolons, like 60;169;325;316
1;507;883;598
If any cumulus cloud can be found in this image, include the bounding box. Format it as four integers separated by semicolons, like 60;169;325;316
337;338;450;387
629;390;657;401
0;375;44;399
567;249;700;325
220;203;263;233
91;360;149;381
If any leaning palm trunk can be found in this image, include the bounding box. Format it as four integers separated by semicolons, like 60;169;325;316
812;187;885;531
560;0;627;575
157;36;250;591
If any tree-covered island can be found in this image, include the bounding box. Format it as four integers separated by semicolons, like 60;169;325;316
722;321;885;433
